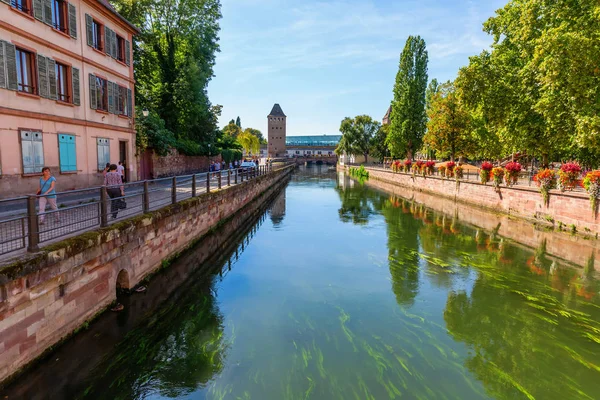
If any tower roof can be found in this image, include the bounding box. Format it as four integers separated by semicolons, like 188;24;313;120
268;104;286;117
383;105;392;120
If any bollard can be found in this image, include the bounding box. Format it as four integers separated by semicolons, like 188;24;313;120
206;172;210;193
192;174;197;197
218;172;222;189
143;181;150;213
227;170;231;186
27;196;40;252
235;168;238;184
100;187;108;227
171;177;177;204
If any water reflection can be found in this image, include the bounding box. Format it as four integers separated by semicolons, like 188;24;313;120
340;175;600;400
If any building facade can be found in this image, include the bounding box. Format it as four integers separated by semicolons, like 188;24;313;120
0;0;138;197
382;106;391;125
267;103;286;158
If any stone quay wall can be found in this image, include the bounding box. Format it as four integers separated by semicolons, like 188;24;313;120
0;165;294;384
351;166;600;236
354;173;600;271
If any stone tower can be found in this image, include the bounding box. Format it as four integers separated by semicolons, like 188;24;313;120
268;104;286;158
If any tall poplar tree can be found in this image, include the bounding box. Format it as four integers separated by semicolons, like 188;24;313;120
387;36;428;159
235;116;242;128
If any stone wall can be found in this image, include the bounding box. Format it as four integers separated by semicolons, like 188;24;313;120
355;174;600;271
152;149;222;178
0;165;294;384
356;167;600;235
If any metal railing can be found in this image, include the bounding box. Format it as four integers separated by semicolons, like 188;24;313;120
0;164;282;257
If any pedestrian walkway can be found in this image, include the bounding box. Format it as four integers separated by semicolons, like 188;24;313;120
0;166;273;261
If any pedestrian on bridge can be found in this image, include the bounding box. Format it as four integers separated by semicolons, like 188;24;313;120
37;167;58;225
104;164;125;219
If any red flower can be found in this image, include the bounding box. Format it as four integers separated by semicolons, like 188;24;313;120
481;161;493;171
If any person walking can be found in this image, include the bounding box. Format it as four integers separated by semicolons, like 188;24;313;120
104;164;125;219
102;163;111;177
37;167;58;225
117;161;125;183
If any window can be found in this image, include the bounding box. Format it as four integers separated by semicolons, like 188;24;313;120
58;134;76;172
10;0;32;15
16;48;36;94
116;35;125;62
97;138;110;171
55;62;70;102
21;131;44;174
92;19;102;50
51;0;67;33
96;76;107;111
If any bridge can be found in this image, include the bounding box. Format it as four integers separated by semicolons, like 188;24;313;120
290;156;338;166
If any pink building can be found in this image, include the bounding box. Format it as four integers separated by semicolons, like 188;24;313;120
0;0;138;197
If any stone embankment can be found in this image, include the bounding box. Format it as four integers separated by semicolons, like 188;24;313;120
0;164;294;384
345;166;599;235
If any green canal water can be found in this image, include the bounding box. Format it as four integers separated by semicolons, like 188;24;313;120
4;168;600;400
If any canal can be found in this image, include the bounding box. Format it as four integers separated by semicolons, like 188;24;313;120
3;167;600;400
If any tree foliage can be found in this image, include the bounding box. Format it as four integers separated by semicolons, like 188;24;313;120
243;128;267;144
237;131;260;155
370;124;390;162
235;116;241;128
111;0;222;155
222;122;242;138
456;0;600;164
337;115;381;163
387;35;429;159
424;82;473;161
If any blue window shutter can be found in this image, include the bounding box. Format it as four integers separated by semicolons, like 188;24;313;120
59;134;77;172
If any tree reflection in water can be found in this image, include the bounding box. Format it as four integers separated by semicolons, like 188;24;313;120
77;285;225;400
337;177;600;400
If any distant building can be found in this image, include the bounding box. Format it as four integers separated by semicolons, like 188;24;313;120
383;106;392;125
267;104;286;157
259;134;341;159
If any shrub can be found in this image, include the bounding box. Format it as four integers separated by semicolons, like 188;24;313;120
558;162;582;192
480;161;493;184
582;170;600;214
534;169;558;206
504;162;522;186
349;165;370;180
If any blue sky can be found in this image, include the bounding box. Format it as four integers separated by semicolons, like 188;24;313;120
208;0;507;136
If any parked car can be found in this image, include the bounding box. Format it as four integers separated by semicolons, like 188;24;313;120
240;161;257;171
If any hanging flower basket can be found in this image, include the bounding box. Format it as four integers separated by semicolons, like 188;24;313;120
582;170;600;215
558;162;582;192
533;169;558;206
504;162;522;186
438;165;447;177
391;160;401;173
480;161;493;185
445;162;456;178
425;161;435;175
403;159;412;173
491;167;505;191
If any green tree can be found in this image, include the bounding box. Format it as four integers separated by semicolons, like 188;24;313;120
237;131;260;155
222;122;242;138
425;78;439;112
424;81;473;161
370;124;390;162
243;128;267;144
387;35;429;160
235;116;241;128
337;115;381;163
112;0;222;154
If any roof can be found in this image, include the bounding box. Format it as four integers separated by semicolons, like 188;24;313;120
268;104;286;117
96;0;141;34
383;105;392;120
